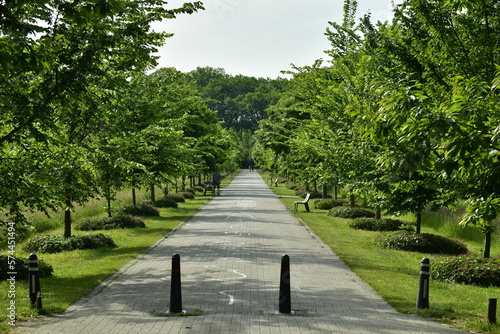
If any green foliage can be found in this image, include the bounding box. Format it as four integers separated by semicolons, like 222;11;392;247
75;215;146;231
431;256;500;287
121;203;160;216
164;193;186;203
149;197;178;209
294;189;322;199
178;191;195;200
328;207;375;219
348;218;414;232
313;198;346;210
375;231;469;255
23;234;116;254
0;255;53;280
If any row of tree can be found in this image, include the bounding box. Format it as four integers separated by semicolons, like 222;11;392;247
0;1;245;238
253;0;500;258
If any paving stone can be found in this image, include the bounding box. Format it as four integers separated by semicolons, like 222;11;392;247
15;171;469;334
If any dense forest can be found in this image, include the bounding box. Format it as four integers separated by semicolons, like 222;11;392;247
1;0;500;258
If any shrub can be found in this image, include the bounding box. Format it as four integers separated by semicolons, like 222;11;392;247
431;256;500;287
314;199;346;210
164;193;185;203
178;191;195;200
375;231;469;255
295;189;322;199
328;206;376;219
76;215;146;231
23;234;117;254
348;218;414;232
0;255;54;280
121;203;160;216
188;186;204;193
150;197;178;208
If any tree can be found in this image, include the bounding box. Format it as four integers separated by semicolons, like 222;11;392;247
0;0;204;235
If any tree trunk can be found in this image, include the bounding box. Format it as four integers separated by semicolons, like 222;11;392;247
181;176;186;191
132;187;137;206
322;184;328;199
349;194;355;207
107;198;112;217
483;230;492;258
334;184;338;200
375;207;381;220
150;184;155;202
164;184;169;196
64;198;72;238
416;211;422;234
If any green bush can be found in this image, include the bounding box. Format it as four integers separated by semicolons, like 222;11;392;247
348;218;414;232
313;199;346;210
431;256;500;287
23;234;117;254
328;206;376;219
165;193;185;203
375;231;469;255
75;215;146;231
188;186;204;193
295;189;322;199
150;197;178;208
178;191;195;200
121;203;160;216
0;255;54;280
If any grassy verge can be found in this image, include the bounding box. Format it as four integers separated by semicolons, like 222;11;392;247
0;172;238;333
267;172;500;334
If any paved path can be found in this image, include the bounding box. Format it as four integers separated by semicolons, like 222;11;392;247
16;171;468;334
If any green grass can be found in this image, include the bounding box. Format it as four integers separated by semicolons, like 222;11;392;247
270;173;500;334
0;172;238;333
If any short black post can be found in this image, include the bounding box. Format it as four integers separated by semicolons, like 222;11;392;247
279;254;291;314
28;253;42;310
169;254;182;313
488;298;497;324
416;257;430;310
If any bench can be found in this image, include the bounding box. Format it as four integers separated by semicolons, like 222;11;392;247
294;193;311;212
203;184;215;196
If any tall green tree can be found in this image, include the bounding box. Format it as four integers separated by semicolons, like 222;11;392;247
0;0;204;235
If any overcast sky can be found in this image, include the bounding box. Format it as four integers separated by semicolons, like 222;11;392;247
152;1;399;78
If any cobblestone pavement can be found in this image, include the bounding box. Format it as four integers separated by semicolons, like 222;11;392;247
15;170;470;333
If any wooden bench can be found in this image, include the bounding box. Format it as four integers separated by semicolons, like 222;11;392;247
294;193;311;212
203;184;215;196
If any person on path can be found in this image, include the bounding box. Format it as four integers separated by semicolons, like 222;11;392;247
212;170;221;195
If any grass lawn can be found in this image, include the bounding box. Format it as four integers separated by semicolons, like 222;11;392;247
268;173;500;334
0;172;237;333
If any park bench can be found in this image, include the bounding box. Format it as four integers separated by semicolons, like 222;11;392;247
294;193;311;212
203;183;215;196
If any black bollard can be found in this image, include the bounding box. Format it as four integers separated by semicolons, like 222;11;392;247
169;254;182;313
488;298;497;324
416;257;430;310
279;254;291;314
28;254;42;310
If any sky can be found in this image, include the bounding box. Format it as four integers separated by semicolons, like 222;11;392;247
152;1;399;78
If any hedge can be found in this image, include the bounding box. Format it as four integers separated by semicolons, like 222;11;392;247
313;199;346;210
0;255;54;280
375;231;468;255
431;256;500;287
328;206;376;219
121;203;160;216
75;215;146;231
23;234;117;254
348;218;414;232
